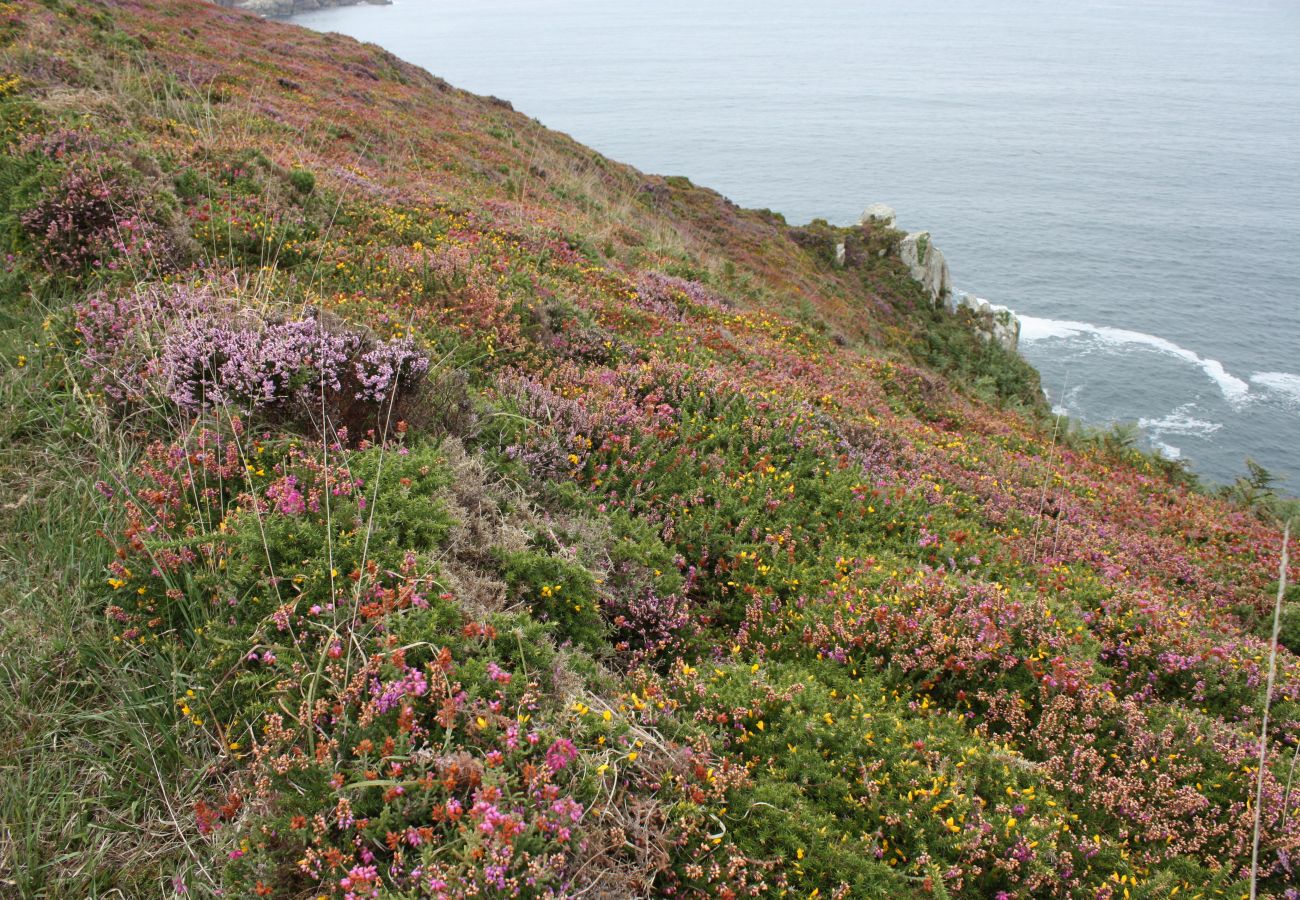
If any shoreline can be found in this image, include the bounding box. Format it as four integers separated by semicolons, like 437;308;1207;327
215;0;391;18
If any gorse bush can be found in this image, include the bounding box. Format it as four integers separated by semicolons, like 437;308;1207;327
497;546;607;651
288;166;316;195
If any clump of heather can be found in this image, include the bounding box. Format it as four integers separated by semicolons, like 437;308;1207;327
491;372;595;479
18;125;105;159
237;624;770;898
604;582;695;665
74;280;433;433
161;315;360;412
353;335;430;403
20;166;171;272
522;295;633;366
74;281;214;403
634;271;733;320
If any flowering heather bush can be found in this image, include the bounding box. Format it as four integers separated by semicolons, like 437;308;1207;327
17;125;104;159
74;281;433;432
19;166;169;272
354;335;430;403
72;281;216;403
491;372;595;479
603;585;693;664
161;315;360;412
634;271;734;320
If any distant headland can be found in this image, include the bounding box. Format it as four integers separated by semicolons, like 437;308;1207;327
215;0;390;18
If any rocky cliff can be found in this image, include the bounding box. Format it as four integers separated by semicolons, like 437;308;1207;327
950;290;1022;351
215;0;389;18
861;204;1021;352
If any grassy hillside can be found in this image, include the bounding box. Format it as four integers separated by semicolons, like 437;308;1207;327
0;0;1297;896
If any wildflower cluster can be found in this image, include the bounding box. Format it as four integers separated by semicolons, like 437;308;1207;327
74;280;431;429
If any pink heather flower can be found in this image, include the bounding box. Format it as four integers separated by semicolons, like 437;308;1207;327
545;738;578;773
353;337;430;403
266;475;306;516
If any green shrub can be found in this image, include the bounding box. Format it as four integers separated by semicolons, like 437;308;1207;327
288;167;315;195
497;547;606;650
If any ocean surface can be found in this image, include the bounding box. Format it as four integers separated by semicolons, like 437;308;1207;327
291;0;1300;489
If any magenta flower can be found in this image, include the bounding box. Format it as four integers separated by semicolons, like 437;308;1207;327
544;737;579;773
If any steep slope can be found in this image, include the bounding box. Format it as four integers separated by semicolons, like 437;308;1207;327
0;0;1297;897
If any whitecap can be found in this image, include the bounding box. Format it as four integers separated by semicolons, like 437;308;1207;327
1018;315;1251;406
1018;315;1089;342
1138;405;1223;437
1250;371;1300;406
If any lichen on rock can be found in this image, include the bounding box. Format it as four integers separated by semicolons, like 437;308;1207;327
899;229;951;304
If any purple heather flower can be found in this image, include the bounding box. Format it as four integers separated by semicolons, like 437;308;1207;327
353;336;430;403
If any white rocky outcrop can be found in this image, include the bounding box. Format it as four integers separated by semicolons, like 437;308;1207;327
899;231;950;306
950;291;1021;352
859;203;897;228
851;204;1022;353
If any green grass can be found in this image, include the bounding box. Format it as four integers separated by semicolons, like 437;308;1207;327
0;298;224;897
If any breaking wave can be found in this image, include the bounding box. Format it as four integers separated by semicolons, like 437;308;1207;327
1019;315;1251;406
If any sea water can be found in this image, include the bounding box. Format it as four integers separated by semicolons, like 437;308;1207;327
290;0;1300;488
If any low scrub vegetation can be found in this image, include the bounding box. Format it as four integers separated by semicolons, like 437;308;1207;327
0;1;1296;897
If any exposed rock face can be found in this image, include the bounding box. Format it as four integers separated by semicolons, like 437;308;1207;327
217;0;390;18
890;219;1019;353
950;291;1021;352
859;202;897;228
899;231;950;305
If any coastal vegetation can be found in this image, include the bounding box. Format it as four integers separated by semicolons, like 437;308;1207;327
0;0;1297;896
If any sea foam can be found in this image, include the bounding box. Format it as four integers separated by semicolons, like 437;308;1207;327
1018;316;1251;406
1138;406;1223;437
1250;371;1300;407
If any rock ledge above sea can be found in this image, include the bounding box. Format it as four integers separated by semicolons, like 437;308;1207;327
898;230;950;307
860;203;1021;353
217;0;391;18
949;291;1021;352
859;203;897;228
